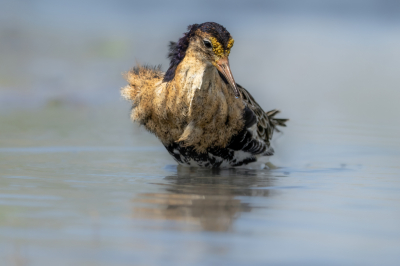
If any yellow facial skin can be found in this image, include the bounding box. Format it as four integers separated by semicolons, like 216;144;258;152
209;37;234;57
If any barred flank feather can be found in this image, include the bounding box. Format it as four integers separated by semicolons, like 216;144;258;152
237;84;287;145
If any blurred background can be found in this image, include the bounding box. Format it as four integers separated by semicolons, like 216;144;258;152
1;0;400;162
1;1;400;265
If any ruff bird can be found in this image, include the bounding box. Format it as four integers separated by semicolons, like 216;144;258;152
121;22;288;168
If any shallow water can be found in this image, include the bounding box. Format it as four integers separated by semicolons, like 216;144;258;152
1;106;400;265
2;0;400;265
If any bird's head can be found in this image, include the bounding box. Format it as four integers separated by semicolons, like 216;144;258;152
165;22;239;98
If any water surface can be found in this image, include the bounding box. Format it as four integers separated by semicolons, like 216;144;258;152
1;106;399;265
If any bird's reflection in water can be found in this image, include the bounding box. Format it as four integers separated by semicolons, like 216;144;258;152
133;165;279;232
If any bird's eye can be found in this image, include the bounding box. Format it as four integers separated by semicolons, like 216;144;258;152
203;40;212;49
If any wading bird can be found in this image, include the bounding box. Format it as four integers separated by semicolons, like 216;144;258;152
121;22;287;168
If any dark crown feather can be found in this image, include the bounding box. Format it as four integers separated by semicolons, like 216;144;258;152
163;24;199;82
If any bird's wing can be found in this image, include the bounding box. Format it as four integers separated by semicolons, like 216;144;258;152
237;83;288;147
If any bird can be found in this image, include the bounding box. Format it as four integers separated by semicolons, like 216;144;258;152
121;22;288;168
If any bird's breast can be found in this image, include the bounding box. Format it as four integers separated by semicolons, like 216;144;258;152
164;57;245;153
125;55;245;153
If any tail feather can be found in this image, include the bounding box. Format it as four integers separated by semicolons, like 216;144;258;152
266;109;280;118
266;109;289;133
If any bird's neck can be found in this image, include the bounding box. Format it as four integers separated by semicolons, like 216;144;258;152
162;48;244;152
174;50;214;93
173;49;227;107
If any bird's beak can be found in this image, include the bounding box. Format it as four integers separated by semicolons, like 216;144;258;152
215;57;240;98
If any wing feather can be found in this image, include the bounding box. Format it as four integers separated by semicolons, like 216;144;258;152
237;83;288;146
